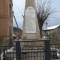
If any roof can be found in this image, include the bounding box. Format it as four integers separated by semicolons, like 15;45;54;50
13;34;16;37
43;25;60;30
13;27;22;32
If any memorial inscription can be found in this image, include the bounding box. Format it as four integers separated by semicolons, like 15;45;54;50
25;7;36;33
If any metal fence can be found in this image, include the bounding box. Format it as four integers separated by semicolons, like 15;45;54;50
0;46;16;60
19;40;45;60
0;40;60;60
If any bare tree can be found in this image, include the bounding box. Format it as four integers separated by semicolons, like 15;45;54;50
36;0;54;37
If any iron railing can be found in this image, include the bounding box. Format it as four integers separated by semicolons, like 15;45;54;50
0;40;59;60
0;46;16;60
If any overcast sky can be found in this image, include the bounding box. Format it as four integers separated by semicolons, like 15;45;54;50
13;0;60;29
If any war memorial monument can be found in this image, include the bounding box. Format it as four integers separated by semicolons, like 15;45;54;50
20;0;51;60
22;0;40;40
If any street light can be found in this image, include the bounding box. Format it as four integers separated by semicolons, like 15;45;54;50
46;22;48;36
46;22;48;30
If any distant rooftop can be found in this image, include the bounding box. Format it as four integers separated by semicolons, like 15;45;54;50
43;25;60;30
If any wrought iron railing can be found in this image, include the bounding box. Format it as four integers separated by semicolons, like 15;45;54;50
0;40;59;60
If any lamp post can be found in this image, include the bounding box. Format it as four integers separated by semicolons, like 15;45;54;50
46;22;48;30
46;22;48;36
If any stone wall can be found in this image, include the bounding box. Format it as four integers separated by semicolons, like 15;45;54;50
0;36;11;46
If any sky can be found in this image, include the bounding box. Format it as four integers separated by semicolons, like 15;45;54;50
13;0;60;29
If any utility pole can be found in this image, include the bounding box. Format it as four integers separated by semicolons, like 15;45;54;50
13;15;19;28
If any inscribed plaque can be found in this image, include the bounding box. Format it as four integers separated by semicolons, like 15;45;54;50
25;7;36;33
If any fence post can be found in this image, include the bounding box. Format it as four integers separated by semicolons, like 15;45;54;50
16;41;21;60
45;40;51;60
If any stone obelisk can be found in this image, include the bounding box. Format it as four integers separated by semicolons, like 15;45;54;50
22;0;40;40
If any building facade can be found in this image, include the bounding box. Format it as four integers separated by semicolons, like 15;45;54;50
13;27;22;39
0;0;13;45
43;25;60;36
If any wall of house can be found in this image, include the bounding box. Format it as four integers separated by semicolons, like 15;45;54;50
0;0;13;45
42;26;60;39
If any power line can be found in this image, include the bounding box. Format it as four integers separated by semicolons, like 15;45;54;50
13;2;23;15
13;2;24;21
